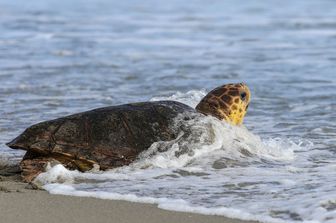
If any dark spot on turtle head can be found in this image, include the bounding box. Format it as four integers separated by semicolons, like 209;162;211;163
222;87;228;93
234;98;240;103
210;101;219;108
211;88;224;97
218;100;226;107
228;90;239;96
239;108;242;112
219;103;228;112
221;95;232;104
208;98;220;107
232;105;237;110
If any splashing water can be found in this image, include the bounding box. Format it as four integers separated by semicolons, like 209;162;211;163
33;90;333;223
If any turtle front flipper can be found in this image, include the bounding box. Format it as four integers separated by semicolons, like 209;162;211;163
20;151;59;183
19;151;98;183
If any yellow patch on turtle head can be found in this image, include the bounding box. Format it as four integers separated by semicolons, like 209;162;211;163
195;83;251;125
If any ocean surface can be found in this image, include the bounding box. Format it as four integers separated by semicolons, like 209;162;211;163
1;0;336;222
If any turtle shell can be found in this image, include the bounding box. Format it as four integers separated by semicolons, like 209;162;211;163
7;101;195;170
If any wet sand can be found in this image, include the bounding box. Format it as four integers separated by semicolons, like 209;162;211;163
0;166;259;223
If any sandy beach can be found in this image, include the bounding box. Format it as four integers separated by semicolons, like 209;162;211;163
0;165;258;223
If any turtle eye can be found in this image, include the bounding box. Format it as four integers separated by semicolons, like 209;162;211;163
240;92;247;101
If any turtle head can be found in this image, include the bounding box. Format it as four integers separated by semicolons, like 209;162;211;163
195;83;251;125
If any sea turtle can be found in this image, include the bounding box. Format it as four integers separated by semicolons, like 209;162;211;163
6;83;251;182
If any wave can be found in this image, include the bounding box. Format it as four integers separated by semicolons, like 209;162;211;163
31;90;321;223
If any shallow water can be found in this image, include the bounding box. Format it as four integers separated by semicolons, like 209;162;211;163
1;0;336;222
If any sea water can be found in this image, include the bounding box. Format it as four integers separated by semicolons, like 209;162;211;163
0;0;336;222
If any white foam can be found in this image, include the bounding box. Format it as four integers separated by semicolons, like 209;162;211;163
150;89;206;108
34;164;76;185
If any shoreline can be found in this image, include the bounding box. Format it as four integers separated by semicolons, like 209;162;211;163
0;169;259;223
